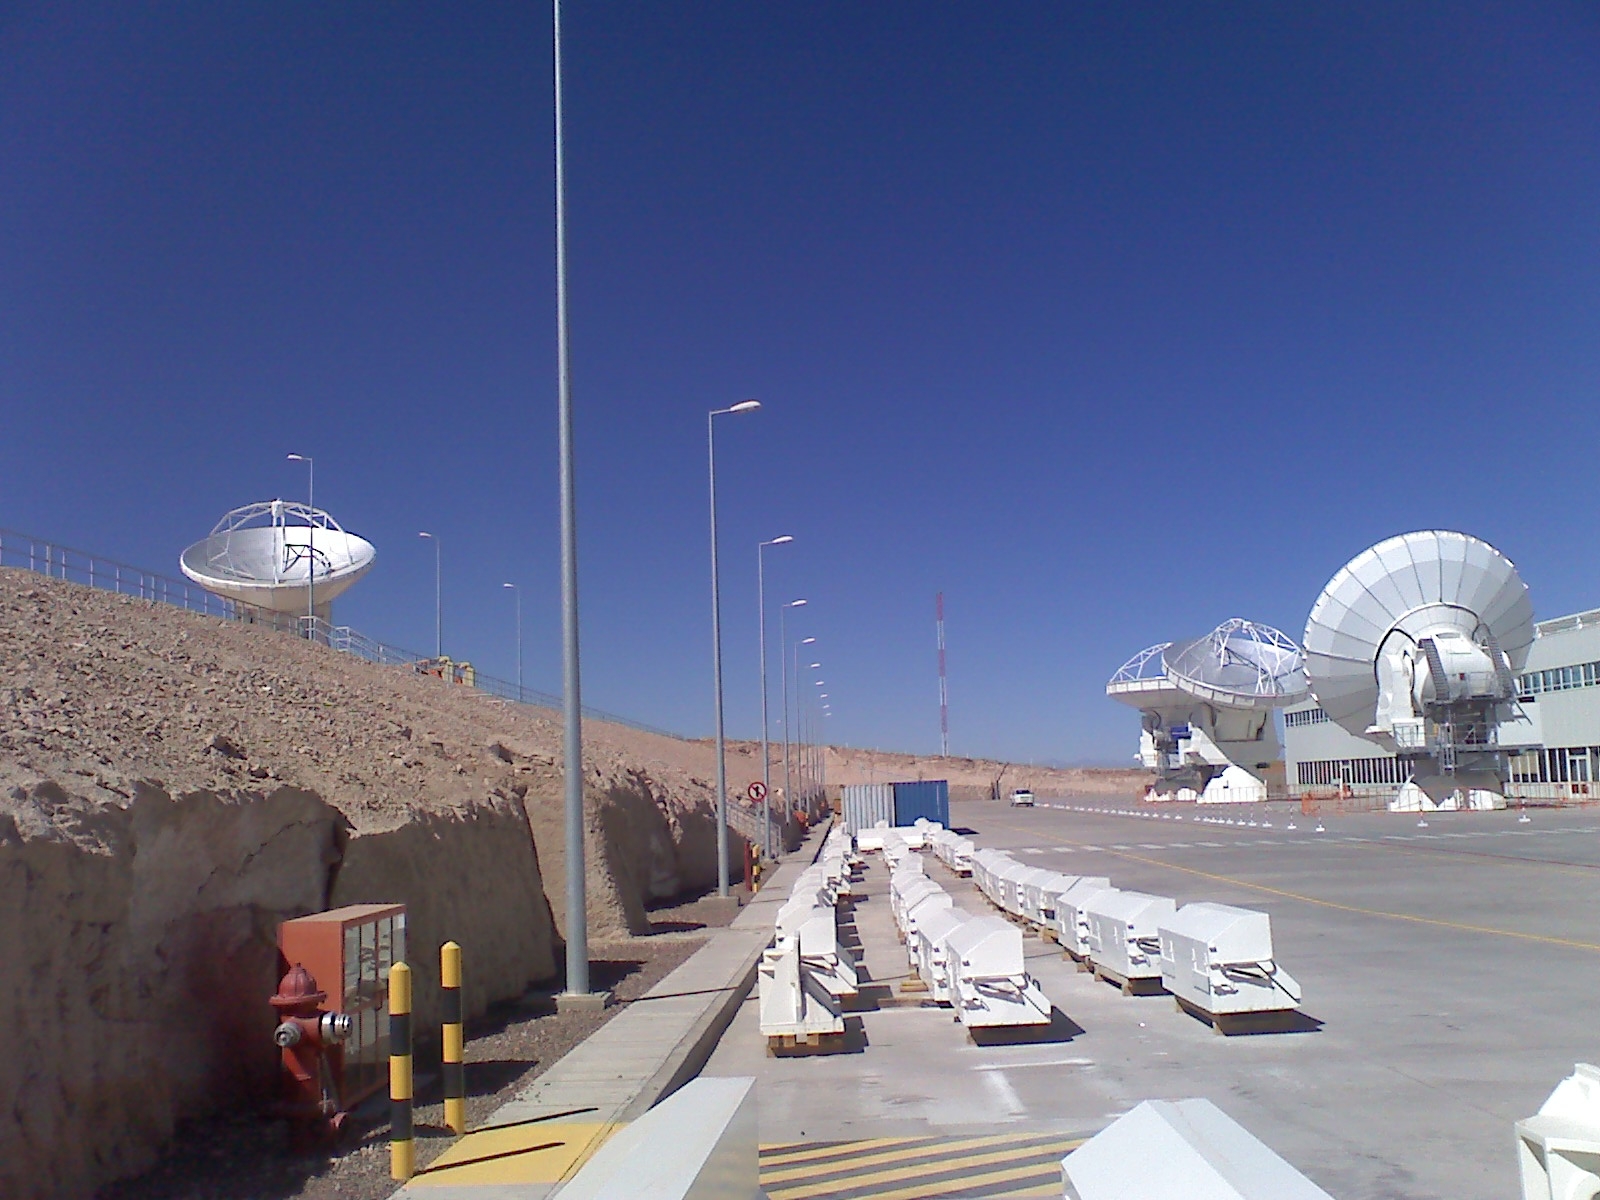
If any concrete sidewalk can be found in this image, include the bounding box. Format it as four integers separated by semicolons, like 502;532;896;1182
397;830;823;1199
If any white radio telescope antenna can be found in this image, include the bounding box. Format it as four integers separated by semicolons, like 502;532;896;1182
181;500;376;616
1107;620;1308;804
1303;530;1534;810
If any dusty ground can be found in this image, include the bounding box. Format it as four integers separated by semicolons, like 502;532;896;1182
96;888;747;1200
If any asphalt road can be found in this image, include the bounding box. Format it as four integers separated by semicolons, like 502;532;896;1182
705;795;1600;1200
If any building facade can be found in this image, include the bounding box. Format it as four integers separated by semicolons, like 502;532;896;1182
1283;606;1600;801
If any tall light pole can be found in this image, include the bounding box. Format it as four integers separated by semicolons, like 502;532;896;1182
553;0;593;1001
809;671;824;813
418;532;441;658
780;609;811;826
708;400;761;896
287;454;314;636
757;535;794;858
503;582;522;701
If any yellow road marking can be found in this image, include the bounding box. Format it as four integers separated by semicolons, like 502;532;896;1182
1077;842;1600;954
761;1133;1072;1185
768;1152;1077;1200
759;1135;942;1167
408;1121;615;1186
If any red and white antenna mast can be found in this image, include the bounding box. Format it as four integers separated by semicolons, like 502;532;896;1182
937;591;949;757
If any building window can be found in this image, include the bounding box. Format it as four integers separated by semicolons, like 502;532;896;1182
1284;708;1332;728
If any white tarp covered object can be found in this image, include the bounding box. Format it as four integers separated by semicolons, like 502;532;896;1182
1086;890;1177;985
915;906;974;1003
944;915;1051;1028
758;937;844;1041
1058;882;1118;959
1158;902;1301;1017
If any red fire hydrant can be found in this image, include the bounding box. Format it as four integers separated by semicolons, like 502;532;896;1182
270;963;354;1132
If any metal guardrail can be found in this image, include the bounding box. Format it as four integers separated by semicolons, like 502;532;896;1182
0;525;688;743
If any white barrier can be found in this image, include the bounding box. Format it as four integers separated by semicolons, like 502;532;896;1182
1517;1063;1600;1200
945;915;1051;1029
557;1076;760;1200
1158;903;1301;1024
1061;1098;1334;1199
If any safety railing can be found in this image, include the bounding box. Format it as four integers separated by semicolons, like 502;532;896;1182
0;525;687;742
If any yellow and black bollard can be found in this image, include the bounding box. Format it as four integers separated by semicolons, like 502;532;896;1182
389;961;414;1181
441;941;465;1135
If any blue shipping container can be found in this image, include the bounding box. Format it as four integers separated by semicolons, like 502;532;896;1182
891;780;950;827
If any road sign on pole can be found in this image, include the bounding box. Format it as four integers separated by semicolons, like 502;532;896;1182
747;781;768;802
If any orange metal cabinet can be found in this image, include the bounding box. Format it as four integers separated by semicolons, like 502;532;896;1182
278;903;406;1109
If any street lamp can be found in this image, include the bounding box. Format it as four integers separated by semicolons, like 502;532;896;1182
503;583;522;701
418;532;441;658
287;454;314;637
708;398;761;897
553;0;595;1003
757;535;794;859
781;615;813;826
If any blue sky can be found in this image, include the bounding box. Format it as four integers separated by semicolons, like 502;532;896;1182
3;3;1598;764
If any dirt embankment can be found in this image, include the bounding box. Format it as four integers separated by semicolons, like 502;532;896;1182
0;570;739;1200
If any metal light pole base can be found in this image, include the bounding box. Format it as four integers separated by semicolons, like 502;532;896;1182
557;990;613;1015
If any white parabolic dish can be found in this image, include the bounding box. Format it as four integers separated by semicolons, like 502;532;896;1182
1302;530;1534;739
1107;621;1309;712
180;500;376;614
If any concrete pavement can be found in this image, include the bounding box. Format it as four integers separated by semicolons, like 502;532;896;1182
705;796;1600;1200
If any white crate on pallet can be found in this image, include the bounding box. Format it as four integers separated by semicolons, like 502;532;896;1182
758;936;844;1041
1016;867;1061;927
1047;877;1111;950
903;888;955;964
915;906;973;1002
945;915;1052;1029
1158;903;1301;1018
993;860;1034;917
891;874;942;933
970;849;1009;902
795;905;858;999
1086;890;1177;986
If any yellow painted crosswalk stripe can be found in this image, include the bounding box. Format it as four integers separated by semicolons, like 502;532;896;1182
760;1133;1082;1200
761;1133;1061;1184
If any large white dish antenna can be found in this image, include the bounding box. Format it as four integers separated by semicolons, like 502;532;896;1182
1163;619;1310;711
1303;530;1533;740
181;500;376;614
1107;622;1309;712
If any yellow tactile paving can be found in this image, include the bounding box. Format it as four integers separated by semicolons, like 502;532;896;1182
407;1121;616;1186
760;1132;1082;1200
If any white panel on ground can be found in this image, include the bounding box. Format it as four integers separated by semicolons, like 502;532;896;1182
1517;1062;1600;1200
1060;1098;1334;1200
556;1075;760;1200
